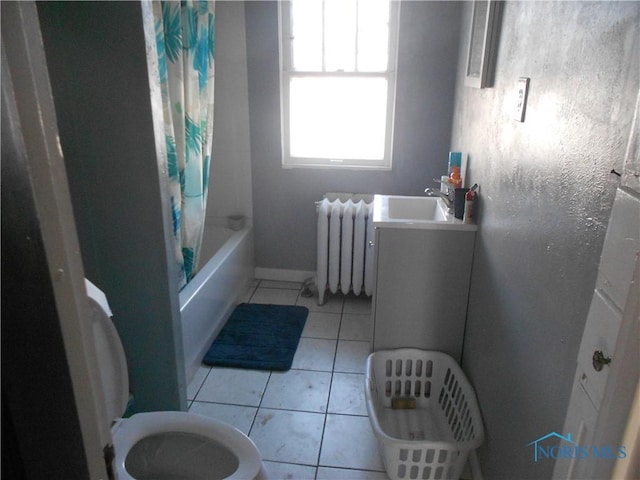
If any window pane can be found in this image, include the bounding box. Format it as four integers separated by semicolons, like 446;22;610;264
291;0;323;71
357;0;391;71
289;77;388;160
324;0;357;72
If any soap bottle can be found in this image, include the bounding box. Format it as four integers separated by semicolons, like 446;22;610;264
448;152;462;188
463;184;478;224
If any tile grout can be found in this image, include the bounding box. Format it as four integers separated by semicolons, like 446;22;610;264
188;282;379;478
247;369;272;439
314;300;344;471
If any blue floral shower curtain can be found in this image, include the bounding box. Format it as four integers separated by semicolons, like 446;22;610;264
153;0;215;289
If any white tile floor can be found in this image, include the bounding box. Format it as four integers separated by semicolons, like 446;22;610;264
186;279;390;480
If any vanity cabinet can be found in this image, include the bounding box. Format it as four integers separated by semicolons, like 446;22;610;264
371;227;476;361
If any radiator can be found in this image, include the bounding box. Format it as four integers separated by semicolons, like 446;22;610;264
316;193;375;305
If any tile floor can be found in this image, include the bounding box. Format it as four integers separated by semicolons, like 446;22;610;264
186;279;390;480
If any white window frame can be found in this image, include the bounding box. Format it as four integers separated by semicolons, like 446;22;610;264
279;0;400;170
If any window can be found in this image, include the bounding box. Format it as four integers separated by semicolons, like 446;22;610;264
280;0;400;170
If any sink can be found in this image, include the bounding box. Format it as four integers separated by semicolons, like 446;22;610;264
385;195;448;221
372;194;477;231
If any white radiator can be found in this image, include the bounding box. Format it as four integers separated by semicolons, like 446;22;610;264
316;193;375;305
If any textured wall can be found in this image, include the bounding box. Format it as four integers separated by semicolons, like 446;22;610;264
451;2;639;478
245;1;462;271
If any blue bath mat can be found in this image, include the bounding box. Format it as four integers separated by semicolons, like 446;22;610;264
203;303;309;371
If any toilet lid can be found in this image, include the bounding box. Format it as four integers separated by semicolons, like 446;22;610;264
86;279;130;424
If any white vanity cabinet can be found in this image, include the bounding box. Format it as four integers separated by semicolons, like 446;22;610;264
371;226;476;361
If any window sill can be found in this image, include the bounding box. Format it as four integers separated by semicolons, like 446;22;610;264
281;162;393;172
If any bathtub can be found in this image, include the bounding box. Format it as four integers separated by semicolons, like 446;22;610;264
179;226;254;381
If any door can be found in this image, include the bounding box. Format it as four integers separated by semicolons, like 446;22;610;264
2;2;111;478
553;257;638;479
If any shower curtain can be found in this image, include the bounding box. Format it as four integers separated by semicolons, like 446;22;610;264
153;0;215;289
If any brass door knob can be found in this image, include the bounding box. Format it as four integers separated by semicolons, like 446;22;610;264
592;350;612;372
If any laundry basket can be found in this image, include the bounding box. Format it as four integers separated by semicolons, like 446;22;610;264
365;349;484;480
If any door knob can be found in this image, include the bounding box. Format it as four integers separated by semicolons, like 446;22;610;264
592;350;612;372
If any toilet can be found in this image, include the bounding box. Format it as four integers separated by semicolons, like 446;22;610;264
86;279;262;480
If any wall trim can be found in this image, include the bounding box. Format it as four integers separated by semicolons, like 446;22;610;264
254;267;316;283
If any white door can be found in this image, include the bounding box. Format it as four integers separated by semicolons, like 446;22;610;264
553;255;639;479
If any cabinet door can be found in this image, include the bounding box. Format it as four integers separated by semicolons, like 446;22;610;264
372;228;475;360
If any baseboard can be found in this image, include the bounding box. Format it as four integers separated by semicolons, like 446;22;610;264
254;267;316;283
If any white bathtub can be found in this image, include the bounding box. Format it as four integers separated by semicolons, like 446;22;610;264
179;226;254;381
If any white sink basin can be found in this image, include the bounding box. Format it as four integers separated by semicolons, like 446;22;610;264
372;194;477;231
385;195;448;221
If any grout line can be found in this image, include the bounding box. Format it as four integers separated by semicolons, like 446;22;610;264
261;459;320;470
188;399;260;409
187;366;213;406
244;404;332;416
314;306;345;470
245;284;258;303
247;369;272;437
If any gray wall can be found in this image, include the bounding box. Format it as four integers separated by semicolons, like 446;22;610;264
208;1;253;224
38;1;186;412
245;1;463;271
451;2;639;478
201;1;254;264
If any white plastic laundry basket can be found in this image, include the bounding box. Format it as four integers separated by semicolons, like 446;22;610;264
365;349;484;480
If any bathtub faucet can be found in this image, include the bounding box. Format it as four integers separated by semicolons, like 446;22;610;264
424;188;453;213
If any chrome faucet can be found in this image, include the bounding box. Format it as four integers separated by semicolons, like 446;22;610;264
424;187;453;212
